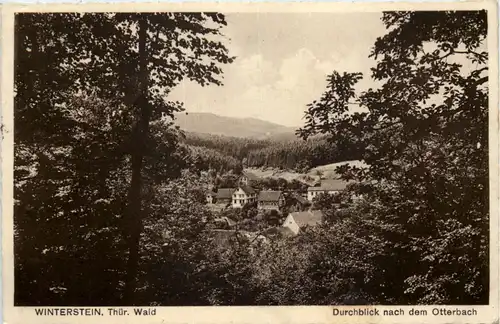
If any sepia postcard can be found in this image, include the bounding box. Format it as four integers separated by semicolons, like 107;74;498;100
1;1;499;324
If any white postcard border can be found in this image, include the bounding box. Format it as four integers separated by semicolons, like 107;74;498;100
1;2;498;324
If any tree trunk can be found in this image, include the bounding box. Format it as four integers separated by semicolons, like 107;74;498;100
123;15;150;305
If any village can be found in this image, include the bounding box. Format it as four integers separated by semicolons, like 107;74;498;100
204;170;356;243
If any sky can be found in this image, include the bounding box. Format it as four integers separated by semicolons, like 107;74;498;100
169;12;387;127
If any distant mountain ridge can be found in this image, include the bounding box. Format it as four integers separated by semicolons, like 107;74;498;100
174;112;298;139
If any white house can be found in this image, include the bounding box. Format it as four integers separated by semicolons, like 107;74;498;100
232;185;257;208
307;179;352;202
282;210;323;235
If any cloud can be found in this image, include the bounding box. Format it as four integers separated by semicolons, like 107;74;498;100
235;54;279;86
166;12;388;127
169;46;373;127
224;48;340;125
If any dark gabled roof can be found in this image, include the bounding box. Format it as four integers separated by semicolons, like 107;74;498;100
238;184;256;195
207;190;217;197
258;190;283;202
242;171;260;181
289;210;323;227
216;188;235;199
308;179;353;191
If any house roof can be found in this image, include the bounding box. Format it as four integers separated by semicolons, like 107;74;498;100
207;190;217;197
242;171;260;181
216;188;235;199
258;190;282;202
288;210;323;227
238;184;256;195
307;179;352;191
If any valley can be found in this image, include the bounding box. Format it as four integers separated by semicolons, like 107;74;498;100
175;112;362;177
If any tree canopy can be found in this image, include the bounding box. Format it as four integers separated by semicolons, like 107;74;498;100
298;10;489;304
14;12;233;305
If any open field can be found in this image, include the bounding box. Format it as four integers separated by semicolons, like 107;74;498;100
244;160;368;184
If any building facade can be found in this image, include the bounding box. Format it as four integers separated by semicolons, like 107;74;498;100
282;210;323;235
257;190;285;211
307;179;352;202
216;188;235;206
232;185;257;208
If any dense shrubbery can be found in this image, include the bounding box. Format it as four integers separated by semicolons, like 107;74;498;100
182;132;360;172
297;11;489;304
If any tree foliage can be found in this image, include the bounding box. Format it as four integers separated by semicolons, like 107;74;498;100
298;10;489;304
14;12;233;305
183;132;357;172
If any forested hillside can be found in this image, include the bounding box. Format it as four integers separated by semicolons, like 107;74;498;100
185;144;243;174
181;131;360;173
